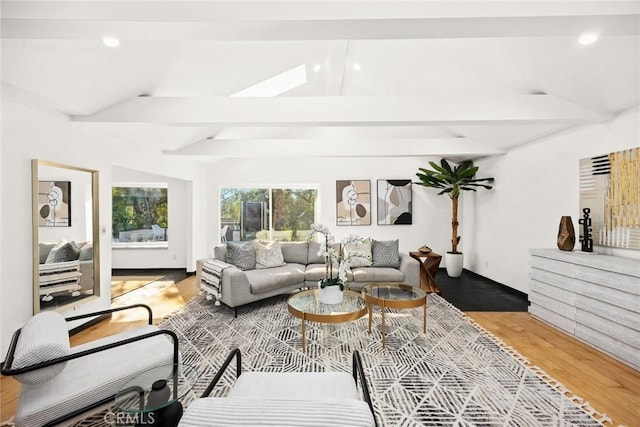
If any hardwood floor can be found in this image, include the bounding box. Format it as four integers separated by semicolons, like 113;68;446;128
2;276;638;426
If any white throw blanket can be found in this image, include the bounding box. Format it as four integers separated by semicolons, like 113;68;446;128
201;258;233;306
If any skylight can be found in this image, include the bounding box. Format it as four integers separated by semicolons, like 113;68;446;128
231;64;307;97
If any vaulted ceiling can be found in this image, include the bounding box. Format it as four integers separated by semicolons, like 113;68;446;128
2;1;639;161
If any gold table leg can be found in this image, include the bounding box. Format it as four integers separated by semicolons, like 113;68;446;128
423;300;427;334
301;314;306;353
368;302;372;334
381;301;386;349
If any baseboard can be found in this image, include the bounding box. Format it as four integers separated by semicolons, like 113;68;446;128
112;267;187;275
437;267;530;302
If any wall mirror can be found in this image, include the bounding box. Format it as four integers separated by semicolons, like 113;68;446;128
32;159;100;313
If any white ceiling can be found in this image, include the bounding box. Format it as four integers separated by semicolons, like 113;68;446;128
2;1;639;161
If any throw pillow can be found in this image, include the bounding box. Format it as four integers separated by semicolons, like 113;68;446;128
45;240;80;263
226;241;256;271
254;240;286;269
372;239;401;268
39;242;57;264
343;238;373;268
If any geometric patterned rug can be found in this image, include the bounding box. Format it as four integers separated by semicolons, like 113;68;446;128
157;293;609;426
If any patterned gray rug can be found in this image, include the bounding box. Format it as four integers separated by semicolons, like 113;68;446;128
156;293;608;426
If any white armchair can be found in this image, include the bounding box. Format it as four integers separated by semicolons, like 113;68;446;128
1;305;179;427
179;349;377;426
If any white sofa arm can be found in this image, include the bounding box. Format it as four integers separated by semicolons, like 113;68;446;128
399;252;420;286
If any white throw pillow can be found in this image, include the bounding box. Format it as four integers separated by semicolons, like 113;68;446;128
343;238;373;267
254;240;286;269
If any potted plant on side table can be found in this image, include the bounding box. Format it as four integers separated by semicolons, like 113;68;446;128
415;159;494;277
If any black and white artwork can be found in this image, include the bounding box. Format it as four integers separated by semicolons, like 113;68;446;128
38;181;71;227
377;179;412;225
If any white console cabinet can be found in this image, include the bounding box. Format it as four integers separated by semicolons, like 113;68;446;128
529;249;639;370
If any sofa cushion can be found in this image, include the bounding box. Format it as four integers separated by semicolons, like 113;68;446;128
244;264;305;294
45;240;80;263
371;239;401;268
226;242;256;271
308;241;341;264
351;267;404;283
78;242;93;261
304;264;348;282
343;238;373;267
254;240;285;269
280;241;309;265
38;242;58;264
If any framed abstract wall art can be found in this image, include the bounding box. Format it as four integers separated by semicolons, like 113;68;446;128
579;147;639;250
336;180;371;226
38;181;71;227
377;179;412;225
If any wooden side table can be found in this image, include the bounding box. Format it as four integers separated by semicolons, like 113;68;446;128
409;251;442;294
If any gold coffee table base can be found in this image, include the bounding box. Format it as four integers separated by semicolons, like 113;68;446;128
287;289;367;353
362;283;427;349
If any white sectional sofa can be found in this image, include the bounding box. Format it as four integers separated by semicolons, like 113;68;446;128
196;240;419;313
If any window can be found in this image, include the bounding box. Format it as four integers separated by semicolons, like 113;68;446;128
220;187;318;242
112;184;168;248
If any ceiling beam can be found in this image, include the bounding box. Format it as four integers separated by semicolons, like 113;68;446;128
3;1;637;21
163;137;506;158
71;95;608;126
2;0;638;41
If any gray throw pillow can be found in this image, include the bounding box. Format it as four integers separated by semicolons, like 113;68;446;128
372;239;401;268
226;241;256;271
45;241;80;263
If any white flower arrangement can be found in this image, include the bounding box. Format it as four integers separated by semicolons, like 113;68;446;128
308;224;370;289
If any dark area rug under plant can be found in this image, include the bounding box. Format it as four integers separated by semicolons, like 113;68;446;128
435;269;529;312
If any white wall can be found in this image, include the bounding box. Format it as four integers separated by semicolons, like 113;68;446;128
0;97;208;354
467;107;640;293
206;156;453;257
111;166;189;269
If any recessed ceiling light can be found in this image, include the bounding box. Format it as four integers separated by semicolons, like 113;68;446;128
352;62;362;71
102;36;120;48
313;64;322;72
579;32;598;45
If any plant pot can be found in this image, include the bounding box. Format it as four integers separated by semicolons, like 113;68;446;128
445;252;464;277
317;281;344;304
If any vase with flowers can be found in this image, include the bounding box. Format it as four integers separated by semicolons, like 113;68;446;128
308;223;370;304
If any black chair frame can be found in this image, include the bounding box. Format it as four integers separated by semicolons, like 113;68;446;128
1;304;179;427
200;348;378;426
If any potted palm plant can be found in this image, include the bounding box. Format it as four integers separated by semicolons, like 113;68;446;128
415;159;494;277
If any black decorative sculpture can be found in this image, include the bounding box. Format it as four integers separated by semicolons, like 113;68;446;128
579;208;593;252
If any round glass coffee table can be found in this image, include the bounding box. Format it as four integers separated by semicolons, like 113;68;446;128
287;289;367;353
114;363;199;427
362;283;427;349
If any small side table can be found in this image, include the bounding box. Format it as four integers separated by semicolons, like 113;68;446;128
115;364;199;427
409;251;442;294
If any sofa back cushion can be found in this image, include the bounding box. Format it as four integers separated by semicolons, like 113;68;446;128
254;240;286;269
38;242;58;264
226;242;256;271
280;241;309;265
308;241;341;265
371;239;401;268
